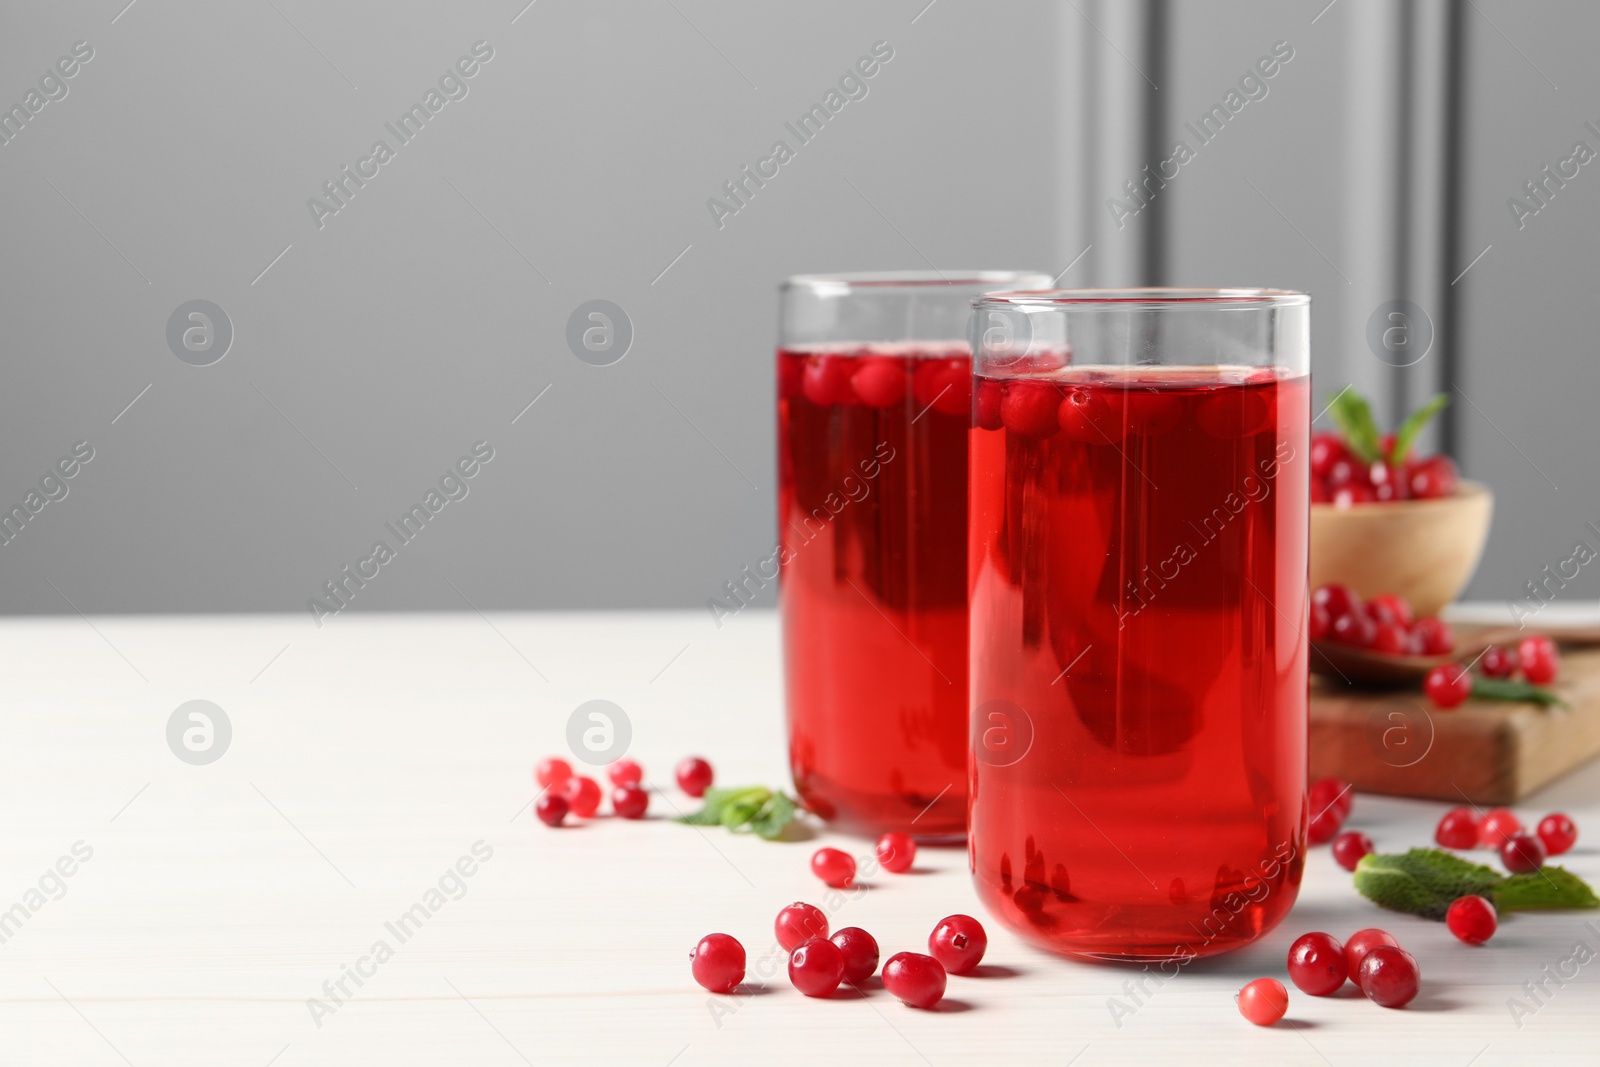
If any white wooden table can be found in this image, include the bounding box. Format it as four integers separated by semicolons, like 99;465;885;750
2;608;1596;1065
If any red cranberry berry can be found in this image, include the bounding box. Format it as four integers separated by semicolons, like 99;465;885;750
561;775;602;818
851;358;908;408
611;784;649;819
1479;645;1519;679
607;758;643;787
1333;483;1375;507
788;937;845;997
1406;453;1458;499
1312;583;1360;621
1332;831;1375;872
1501;831;1546;873
881;952;947;1009
1516;634;1560;685
1344;928;1399;979
1372;622;1410;654
802;356;854;406
1423;665;1472;709
1357;945;1420;1008
811;847;856;889
1478;808;1522;849
1368;460;1405;502
1002;381;1061;438
674;756;713;798
1445;895;1497;945
1367;593;1414;627
974;378;1006;430
690;933;745;993
875;831;917;874
1326;457;1368;490
774;902;829;952
1309;602;1332;640
1310;777;1354;821
1308;805;1344;845
1331;610;1377;648
1287;932;1348;996
1310;432;1349;478
1537;813;1578;856
1237;978;1289;1026
1435;806;1481;850
534;793;569;827
928;914;987;975
829;927;880;985
534;757;572;789
1411;617;1455;655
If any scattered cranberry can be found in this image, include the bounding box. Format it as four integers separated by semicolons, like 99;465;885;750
1308;806;1344;845
1478;808;1522;849
1367;592;1414;627
1237;977;1289;1026
1516;634;1560;685
830;927;880;985
775;903;829;952
1287;932;1348;996
1479;645;1519;679
875;831;917;874
611;784;649;819
1310;777;1354;821
1412;617;1455;655
1358;945;1420;1008
881;952;946;1009
561;775;602;818
1332;831;1375;872
1424;664;1472;708
1435;807;1481;850
607;758;643;787
1344;928;1399;979
534;793;569;827
1501;831;1546;873
928;914;987;975
1445;895;1497;945
788;937;845;997
811;847;856;888
534;757;572;789
675;757;713;798
690;933;745;993
1537;813;1578;856
1406;453;1458;500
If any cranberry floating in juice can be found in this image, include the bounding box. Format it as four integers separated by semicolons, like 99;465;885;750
968;289;1311;959
777;271;1050;839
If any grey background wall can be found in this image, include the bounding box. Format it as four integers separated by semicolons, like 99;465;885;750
0;0;1594;618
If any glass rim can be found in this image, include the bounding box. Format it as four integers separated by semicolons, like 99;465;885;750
973;287;1310;310
782;270;1053;293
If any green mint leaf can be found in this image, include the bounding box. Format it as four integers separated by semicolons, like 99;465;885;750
1470;676;1569;709
1353;848;1502;919
749;792;797;840
1493;866;1600;911
720;788;772;829
1328;390;1382;464
1390;394;1449;465
675;786;764;828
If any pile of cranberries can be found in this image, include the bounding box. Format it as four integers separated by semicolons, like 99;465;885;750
531;754;716;827
1310;430;1459;506
1423;634;1561;709
1243;926;1423;1024
1435;805;1577;873
1310;583;1454;657
693;903;987;1009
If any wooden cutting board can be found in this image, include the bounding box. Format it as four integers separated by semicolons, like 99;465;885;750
1310;643;1600;804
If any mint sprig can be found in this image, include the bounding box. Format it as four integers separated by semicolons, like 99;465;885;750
1390;394;1448;465
1354;848;1599;920
1328;390;1383;464
676;786;799;840
1470;676;1568;709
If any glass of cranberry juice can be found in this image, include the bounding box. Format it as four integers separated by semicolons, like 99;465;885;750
968;289;1311;959
778;271;1051;840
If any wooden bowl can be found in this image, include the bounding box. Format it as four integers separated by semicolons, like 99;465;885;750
1309;481;1493;618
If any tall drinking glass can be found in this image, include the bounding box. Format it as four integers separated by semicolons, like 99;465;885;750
778;271;1051;840
968;289;1310;958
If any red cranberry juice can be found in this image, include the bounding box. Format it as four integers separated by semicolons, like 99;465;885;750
778;343;971;838
969;367;1309;959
